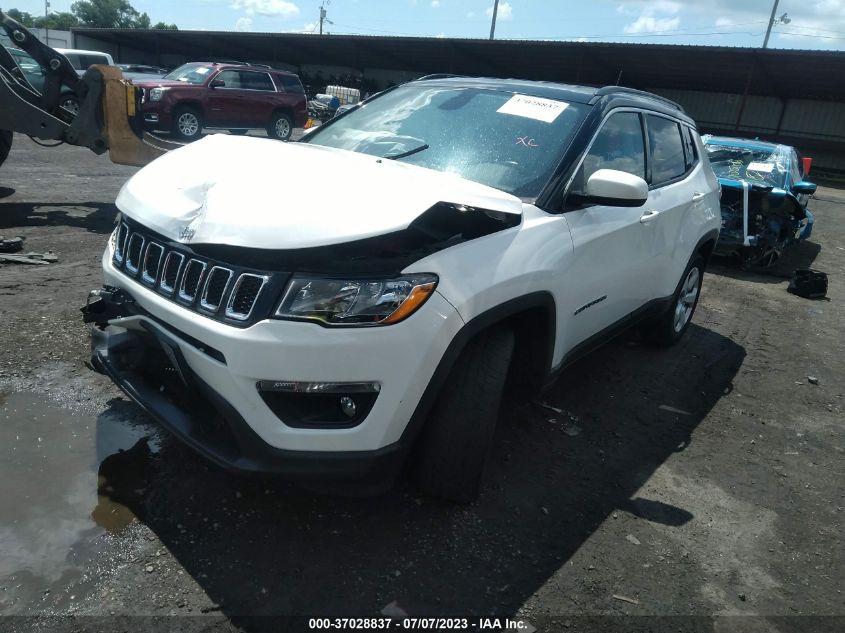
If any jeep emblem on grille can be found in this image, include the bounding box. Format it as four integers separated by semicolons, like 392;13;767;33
179;227;195;241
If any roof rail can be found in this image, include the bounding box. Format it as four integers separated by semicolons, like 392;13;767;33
416;73;464;81
593;86;685;112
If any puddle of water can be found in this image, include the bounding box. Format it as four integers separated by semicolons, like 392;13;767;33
0;391;158;613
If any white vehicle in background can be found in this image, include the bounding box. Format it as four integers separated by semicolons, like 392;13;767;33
55;48;114;77
85;77;721;503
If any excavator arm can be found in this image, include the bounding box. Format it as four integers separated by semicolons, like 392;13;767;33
0;9;179;168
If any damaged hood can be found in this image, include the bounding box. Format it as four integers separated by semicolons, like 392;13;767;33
116;134;523;249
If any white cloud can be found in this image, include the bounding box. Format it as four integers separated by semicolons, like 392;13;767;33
715;17;733;27
486;1;513;20
624;15;681;33
431;0;440;6
230;0;300;19
435;31;446;37
234;16;253;31
467;11;475;18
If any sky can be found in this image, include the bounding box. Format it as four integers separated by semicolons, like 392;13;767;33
7;0;845;50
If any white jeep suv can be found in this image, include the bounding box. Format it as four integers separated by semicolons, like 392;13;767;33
85;77;720;502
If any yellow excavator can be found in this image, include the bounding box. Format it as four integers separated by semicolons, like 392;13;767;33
1;9;180;171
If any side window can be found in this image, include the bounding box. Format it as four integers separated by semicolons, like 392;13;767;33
647;115;686;185
215;70;242;89
681;126;698;170
789;149;803;183
570;111;645;196
239;71;275;91
63;53;82;70
80;55;109;68
278;75;305;94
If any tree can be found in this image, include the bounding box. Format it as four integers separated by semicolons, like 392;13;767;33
6;8;36;27
70;0;146;29
152;22;178;30
33;12;81;30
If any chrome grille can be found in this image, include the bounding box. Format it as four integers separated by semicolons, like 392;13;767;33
200;266;233;312
125;233;145;274
114;222;129;264
179;259;207;303
114;222;273;326
226;274;268;320
159;252;184;295
142;243;164;285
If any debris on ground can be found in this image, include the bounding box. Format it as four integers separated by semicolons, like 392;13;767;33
0;235;24;253
612;594;640;605
562;422;581;436
787;269;828;299
625;534;641;546
658;404;691;415
380;601;409;619
0;251;59;265
807;376;820;385
534;400;564;414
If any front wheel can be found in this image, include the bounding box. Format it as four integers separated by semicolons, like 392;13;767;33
267;112;293;141
642;253;705;347
416;327;514;503
172;106;204;141
0;130;12;170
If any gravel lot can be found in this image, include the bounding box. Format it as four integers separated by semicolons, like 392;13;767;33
1;134;843;632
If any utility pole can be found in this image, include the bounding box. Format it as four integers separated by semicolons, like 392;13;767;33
763;0;790;48
319;0;333;35
489;0;499;40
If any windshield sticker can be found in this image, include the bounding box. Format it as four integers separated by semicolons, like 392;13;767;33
747;161;775;173
497;94;568;123
516;136;539;147
195;67;210;75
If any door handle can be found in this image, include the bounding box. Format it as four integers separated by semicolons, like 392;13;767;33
639;209;660;223
692;191;705;201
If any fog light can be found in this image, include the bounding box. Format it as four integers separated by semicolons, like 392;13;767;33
339;396;357;418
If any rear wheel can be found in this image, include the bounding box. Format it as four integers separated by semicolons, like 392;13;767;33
417;327;514;503
267;112;293;141
0;130;12;170
642;253;704;347
172;106;203;141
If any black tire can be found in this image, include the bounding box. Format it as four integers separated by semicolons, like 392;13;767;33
267;112;293;141
642;253;705;347
228;129;248;135
417;327;515;503
0;130;12;170
60;93;80;116
171;106;204;141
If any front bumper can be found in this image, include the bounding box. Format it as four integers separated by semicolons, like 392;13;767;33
90;319;404;480
90;249;465;477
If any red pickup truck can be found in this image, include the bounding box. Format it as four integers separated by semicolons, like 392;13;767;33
135;62;308;141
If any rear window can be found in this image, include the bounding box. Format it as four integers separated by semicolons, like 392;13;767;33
239;71;275;91
647;115;686;185
277;75;304;94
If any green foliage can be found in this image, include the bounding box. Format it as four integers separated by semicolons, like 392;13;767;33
5;1;176;30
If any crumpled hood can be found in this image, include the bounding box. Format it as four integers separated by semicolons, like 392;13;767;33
116;134;523;249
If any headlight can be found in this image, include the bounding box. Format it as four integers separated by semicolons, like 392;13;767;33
275;274;438;326
149;87;169;102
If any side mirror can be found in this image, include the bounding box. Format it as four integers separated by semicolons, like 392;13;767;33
792;180;817;195
211;79;225;88
584;169;649;207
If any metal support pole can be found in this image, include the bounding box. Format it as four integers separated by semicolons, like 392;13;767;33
489;0;500;40
763;0;780;49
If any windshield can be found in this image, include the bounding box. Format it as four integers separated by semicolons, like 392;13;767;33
163;63;213;84
303;84;587;198
705;143;788;188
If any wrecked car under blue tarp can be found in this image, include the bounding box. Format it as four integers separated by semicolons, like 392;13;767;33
703;135;816;267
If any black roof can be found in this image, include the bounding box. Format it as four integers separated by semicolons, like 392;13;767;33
413;76;694;124
71;29;845;101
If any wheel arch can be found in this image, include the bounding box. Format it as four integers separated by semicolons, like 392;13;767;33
399;291;556;447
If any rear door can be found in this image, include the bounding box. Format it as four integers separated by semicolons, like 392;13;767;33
236;70;278;126
561;110;661;351
643;115;701;297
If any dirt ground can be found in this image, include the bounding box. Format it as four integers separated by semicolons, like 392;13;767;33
1;134;843;633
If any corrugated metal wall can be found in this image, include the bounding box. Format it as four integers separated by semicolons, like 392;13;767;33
651;88;845;173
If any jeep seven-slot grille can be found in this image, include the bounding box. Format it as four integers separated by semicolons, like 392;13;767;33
112;220;280;327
